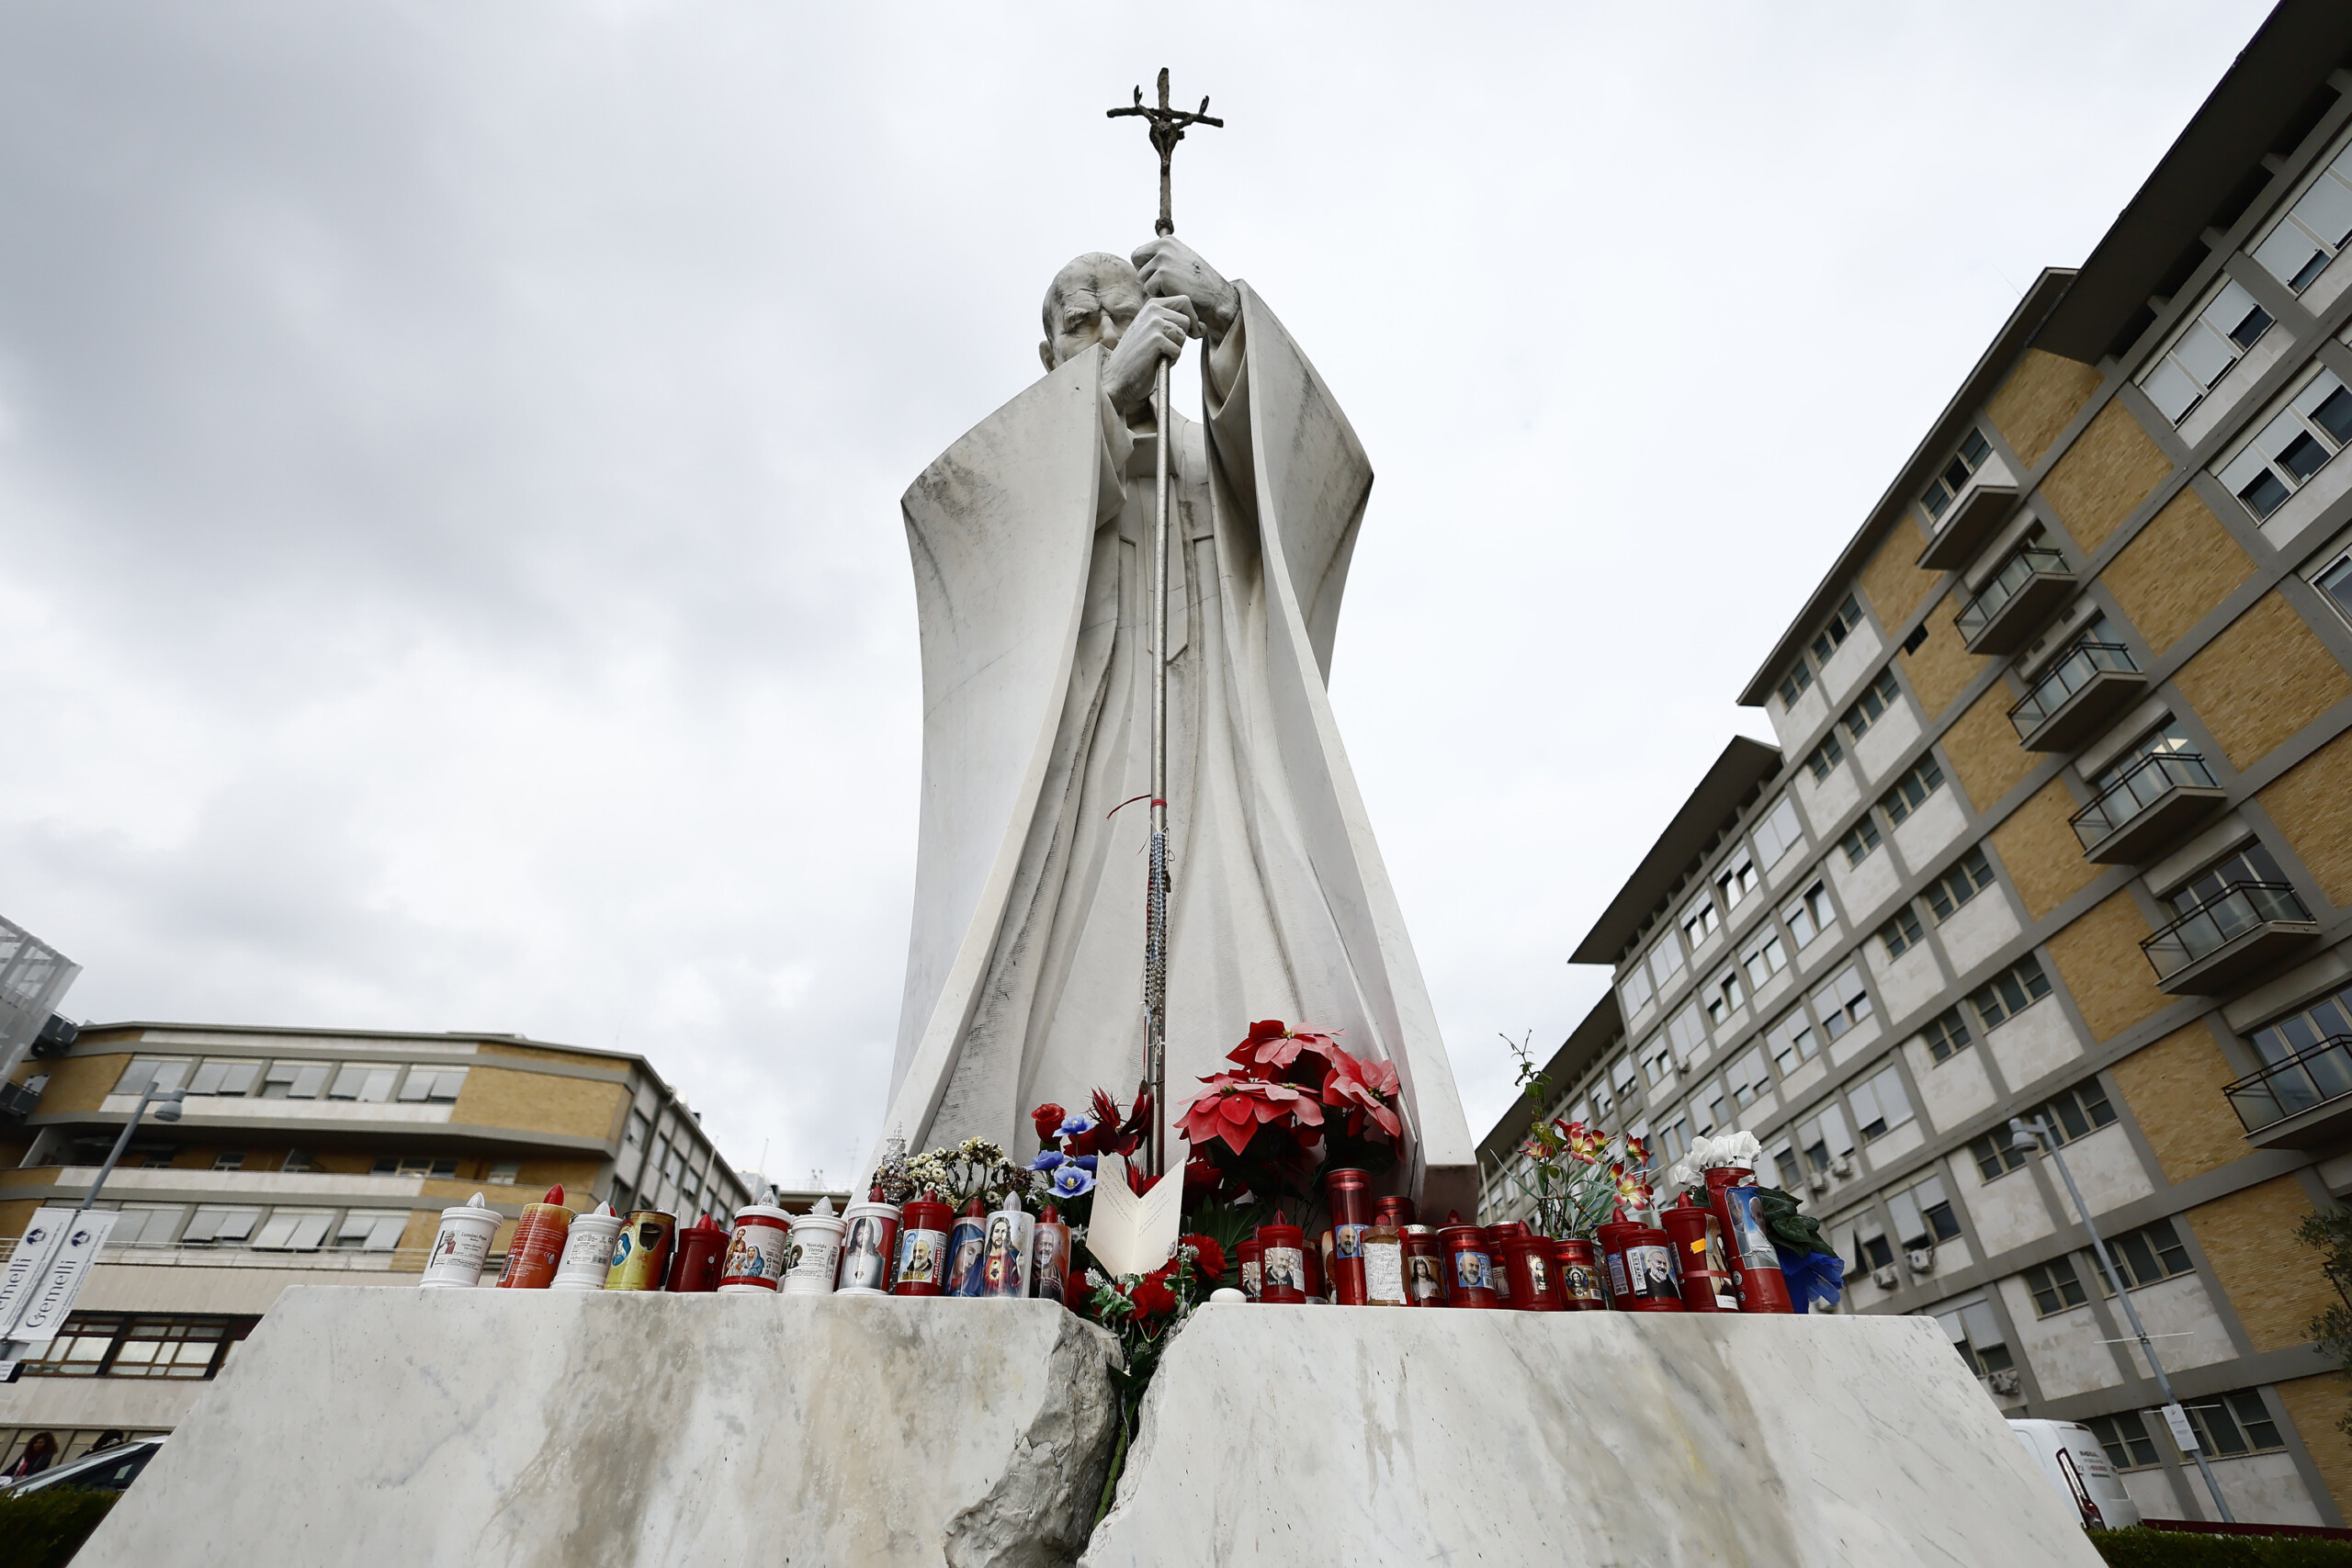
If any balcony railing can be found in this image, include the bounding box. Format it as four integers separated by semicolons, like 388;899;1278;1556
2225;1034;2352;1136
2070;751;2226;861
2009;641;2143;749
1957;547;2074;654
2142;881;2318;991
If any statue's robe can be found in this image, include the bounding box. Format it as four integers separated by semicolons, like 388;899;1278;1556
880;285;1474;1213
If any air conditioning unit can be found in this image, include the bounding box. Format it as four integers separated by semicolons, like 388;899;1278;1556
1871;1264;1899;1290
1806;1172;1829;1193
1906;1246;1936;1276
1987;1370;2021;1398
1830;1154;1854;1177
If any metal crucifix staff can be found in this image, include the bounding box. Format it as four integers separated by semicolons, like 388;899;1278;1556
1106;69;1222;1179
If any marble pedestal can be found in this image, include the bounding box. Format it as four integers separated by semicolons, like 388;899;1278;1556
74;1288;1121;1568
1082;1305;2105;1567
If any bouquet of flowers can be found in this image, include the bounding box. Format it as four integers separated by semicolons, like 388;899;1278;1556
1174;1021;1405;1205
1080;1232;1225;1521
1026;1089;1151;1227
1663;1130;1765;1201
903;1137;1038;1212
1497;1032;1656;1236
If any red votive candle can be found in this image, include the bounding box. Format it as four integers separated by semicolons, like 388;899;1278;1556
1257;1223;1307;1303
1662;1203;1739;1313
1435;1215;1498;1308
1324;1168;1372;1305
1501;1233;1564;1311
1553;1237;1606;1310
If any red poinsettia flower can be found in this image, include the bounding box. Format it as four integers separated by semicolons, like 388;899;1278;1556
1176;1074;1326;1155
1320;1061;1402;1141
1031;1102;1067;1145
1181;1233;1227;1280
1226;1021;1352;1089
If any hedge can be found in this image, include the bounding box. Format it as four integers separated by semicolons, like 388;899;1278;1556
0;1488;119;1568
2091;1528;2352;1567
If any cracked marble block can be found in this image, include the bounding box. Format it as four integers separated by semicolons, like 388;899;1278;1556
77;1289;1120;1568
1082;1305;2107;1568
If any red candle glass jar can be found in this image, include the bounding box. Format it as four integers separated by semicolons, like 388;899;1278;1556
1661;1203;1739;1313
1553;1237;1606;1310
1258;1223;1307;1303
1500;1234;1564;1311
1485;1221;1528;1307
665;1213;729;1293
1708;1170;1796;1314
1401;1225;1447;1307
890;1193;954;1298
1374;1195;1416;1230
1238;1236;1265;1303
1600;1220;1684;1311
1435;1219;1498;1308
1324;1168;1373;1305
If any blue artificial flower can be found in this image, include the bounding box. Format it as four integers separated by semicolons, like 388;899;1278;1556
1030;1150;1067;1172
1059;1114;1097;1137
1049;1163;1097;1199
1073;1155;1098;1171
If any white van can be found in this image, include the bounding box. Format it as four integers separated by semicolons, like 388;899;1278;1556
2008;1419;2142;1529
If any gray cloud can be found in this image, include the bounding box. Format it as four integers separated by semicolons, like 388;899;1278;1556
0;0;2274;1183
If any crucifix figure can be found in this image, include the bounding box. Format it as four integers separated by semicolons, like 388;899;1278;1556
1106;68;1224;239
872;73;1476;1217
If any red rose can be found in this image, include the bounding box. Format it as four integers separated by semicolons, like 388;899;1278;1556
1031;1103;1067;1145
1182;1233;1227;1280
1132;1269;1179;1318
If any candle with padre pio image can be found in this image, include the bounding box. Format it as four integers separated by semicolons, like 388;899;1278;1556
834;1190;901;1296
1029;1203;1071;1303
892;1192;953;1298
551;1203;624;1292
495;1186;573;1290
975;1199;1035;1300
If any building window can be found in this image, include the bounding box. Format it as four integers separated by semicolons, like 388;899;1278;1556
262;1060;331;1100
1849;1211;1893;1273
1657;1118;1690;1164
185;1059;261;1097
1785;881;1834;947
104;1205;187;1247
1920;1007;1973;1065
2178;1391;2285;1458
1703;972;1743;1029
1925;847;1997;921
624;1111;650;1150
2249;979;2352;1075
1970;1077;2116;1180
2252;141;2352;292
1725;1046;1771;1109
372;1155;459;1179
281;1149;313;1173
1887;1171;1960;1248
1919;428;1994;523
336;1211;408;1250
2023;1256;2088;1316
2166;840;2289;919
489;1159;521;1185
2093;1217;2195;1292
1649;935;1686;988
1776;660;1815;708
2086;1412;2162;1472
1766;1008;1818;1076
1842;668;1903;741
1849;1063;1914;1142
252;1210;334;1251
211;1151;245;1171
1805;731;1846;783
1716;851;1759;912
1753;795;1804;868
20;1314;255;1381
1811;593;1866;665
1930;1298;2014;1378
1880;757;1946;827
398;1066;469;1103
1879;904;1925;961
1838;816;1882;870
2092;718;2198;798
2316;548;2352;627
2140;277;2277;423
110;1058;190;1097
1620;962;1654;1015
1796;1102;1853;1175
1811;964;1871;1042
179;1206;263;1247
328;1064;401;1103
1610;1055;1638;1102
2218;367;2352;521
1642;1038;1674;1088
1968;955;2052;1032
1680;896;1721;950
1740;930;1788;989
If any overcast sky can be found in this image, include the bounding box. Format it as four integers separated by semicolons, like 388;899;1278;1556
0;0;2278;1190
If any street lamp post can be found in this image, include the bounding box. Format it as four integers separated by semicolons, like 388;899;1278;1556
0;1081;184;1351
2010;1115;2235;1525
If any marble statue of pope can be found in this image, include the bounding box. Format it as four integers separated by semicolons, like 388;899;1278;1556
878;239;1474;1213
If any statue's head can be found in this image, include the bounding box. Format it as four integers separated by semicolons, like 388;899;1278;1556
1039;252;1146;374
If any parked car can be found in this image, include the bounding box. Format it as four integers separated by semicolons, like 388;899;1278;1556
2009;1419;2140;1529
0;1437;166;1498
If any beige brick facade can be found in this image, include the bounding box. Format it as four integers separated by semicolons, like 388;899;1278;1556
1987;348;2103;469
2099;488;2255;656
2173;593;2352;771
1943;684;2040;813
2275;1375;2352;1513
2183;1176;2335;1354
2039;400;2175;556
2258;728;2352;910
2046;891;2170;1043
1898;593;1985;718
1990;777;2102;920
1858;514;1939;636
451;1065;629;1144
2109;1021;2255;1184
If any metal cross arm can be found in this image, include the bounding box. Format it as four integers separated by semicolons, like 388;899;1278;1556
1105;68;1225;236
